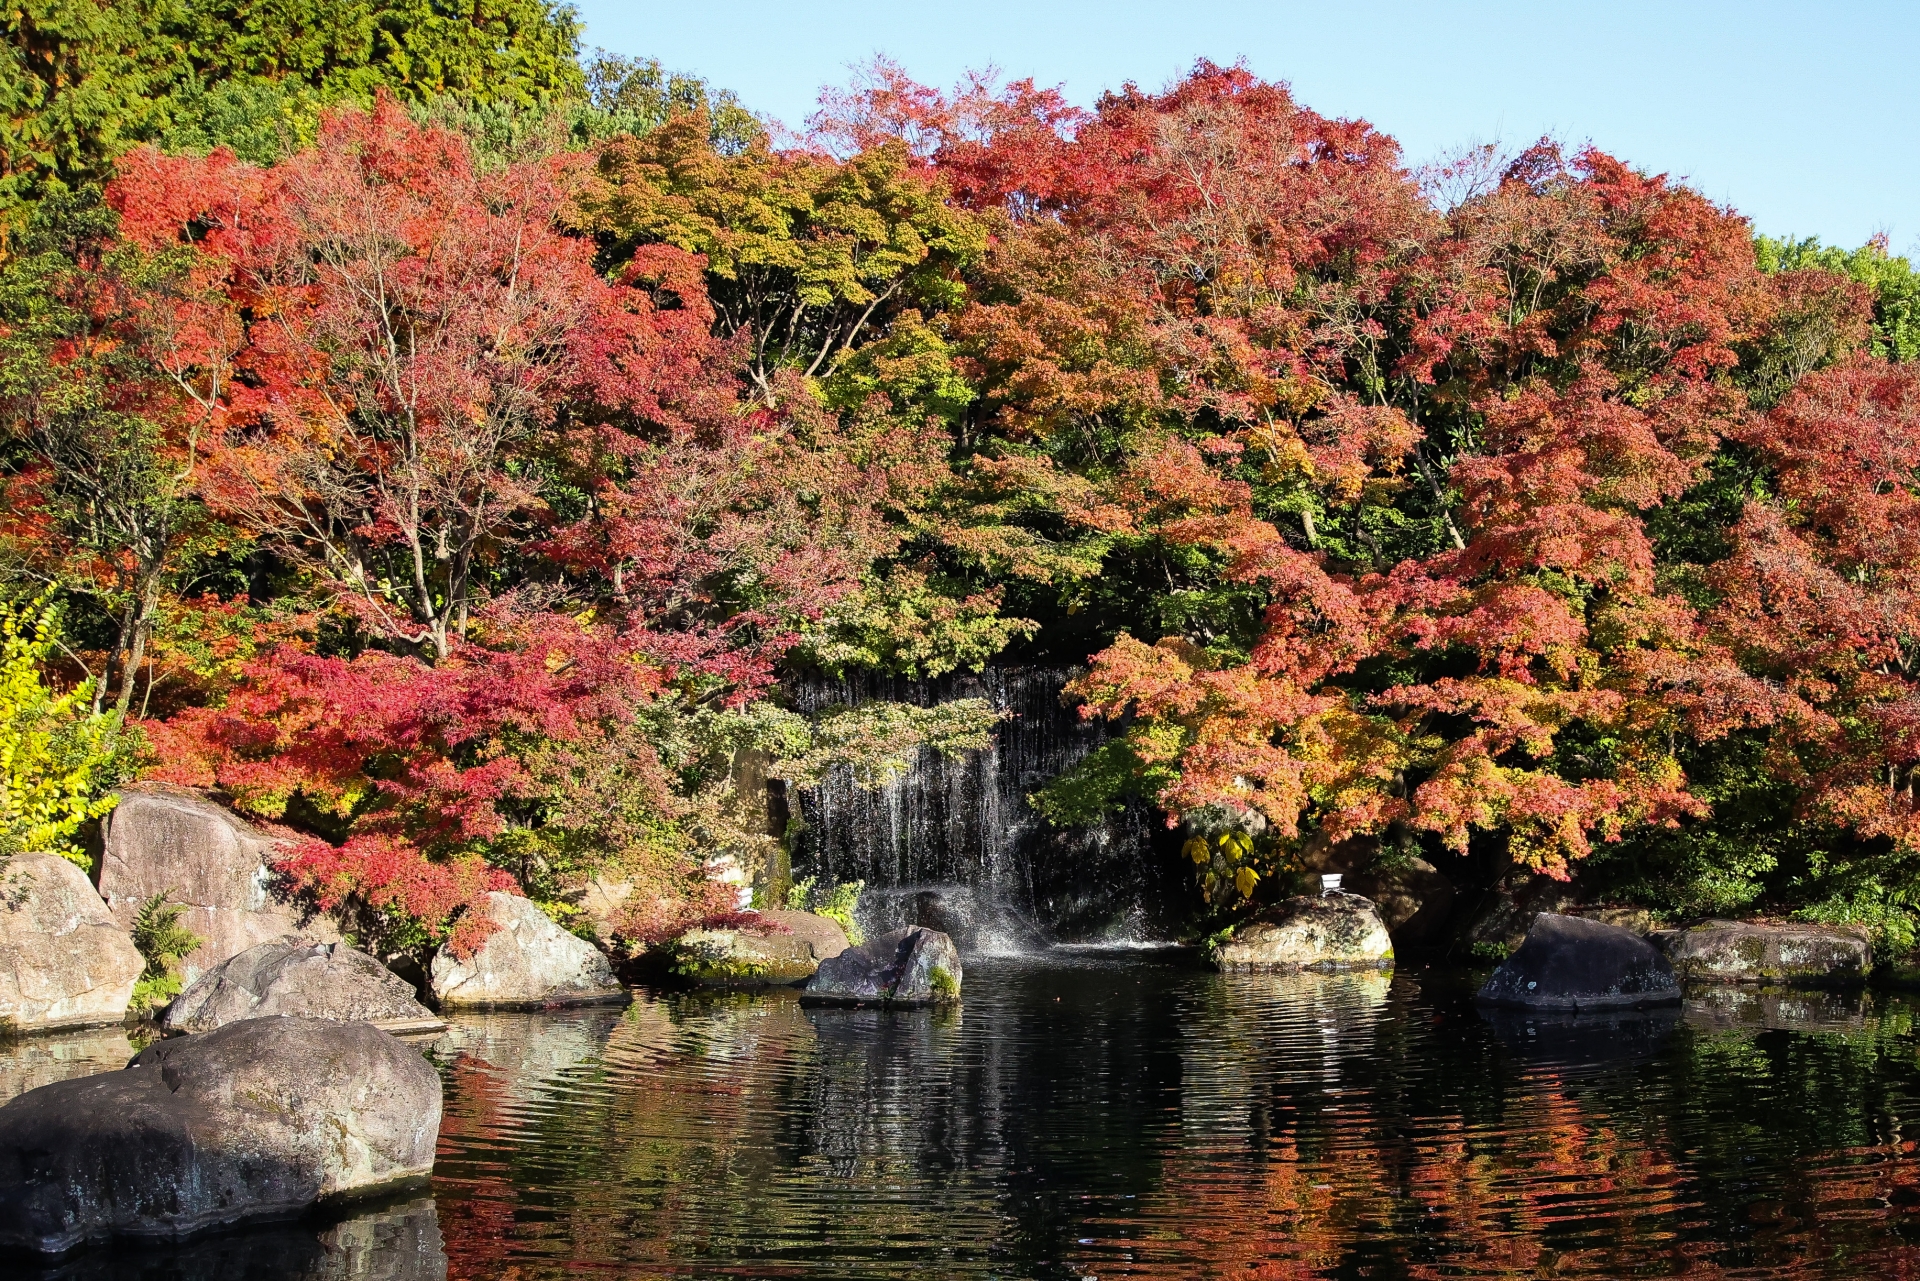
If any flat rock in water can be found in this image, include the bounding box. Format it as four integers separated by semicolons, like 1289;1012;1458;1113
1213;893;1395;971
163;940;444;1036
98;788;337;984
1477;913;1680;1011
0;1016;440;1255
802;927;962;1006
430;892;625;1010
674;910;849;985
0;855;143;1034
1657;920;1871;987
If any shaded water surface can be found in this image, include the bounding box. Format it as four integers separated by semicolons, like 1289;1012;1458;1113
13;956;1920;1277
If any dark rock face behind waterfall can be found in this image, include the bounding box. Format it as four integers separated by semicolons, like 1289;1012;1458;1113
788;668;1178;947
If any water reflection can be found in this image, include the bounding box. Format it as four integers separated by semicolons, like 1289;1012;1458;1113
9;1195;446;1281
10;961;1920;1277
0;1024;135;1105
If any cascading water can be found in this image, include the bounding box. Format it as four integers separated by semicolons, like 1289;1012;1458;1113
787;667;1176;951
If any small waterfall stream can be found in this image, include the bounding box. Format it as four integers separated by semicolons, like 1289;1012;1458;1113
787;668;1173;950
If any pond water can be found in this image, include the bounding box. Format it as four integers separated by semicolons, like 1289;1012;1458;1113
12;953;1920;1278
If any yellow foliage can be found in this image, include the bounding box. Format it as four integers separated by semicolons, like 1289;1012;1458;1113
0;597;123;868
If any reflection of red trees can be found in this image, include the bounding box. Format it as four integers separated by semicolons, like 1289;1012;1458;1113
1080;1076;1920;1278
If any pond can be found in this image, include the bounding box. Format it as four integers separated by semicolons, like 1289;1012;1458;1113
10;952;1920;1278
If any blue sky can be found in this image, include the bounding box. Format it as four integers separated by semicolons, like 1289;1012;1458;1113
571;0;1919;253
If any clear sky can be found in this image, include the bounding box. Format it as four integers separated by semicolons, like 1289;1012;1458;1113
571;0;1919;253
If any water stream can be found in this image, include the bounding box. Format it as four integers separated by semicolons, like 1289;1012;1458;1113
13;959;1920;1278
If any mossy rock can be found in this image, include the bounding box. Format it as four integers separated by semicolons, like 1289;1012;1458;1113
672;910;849;987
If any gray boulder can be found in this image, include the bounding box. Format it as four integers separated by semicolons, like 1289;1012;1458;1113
1343;858;1455;946
1656;920;1871;987
1477;913;1680;1011
430;892;625;1010
802;926;962;1006
1213;893;1395;971
163;940;444;1036
0;1016;440;1254
0;855;143;1034
98;787;337;983
673;909;849;985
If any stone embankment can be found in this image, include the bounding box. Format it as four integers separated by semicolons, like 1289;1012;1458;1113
1654;920;1871;987
0;1016;440;1254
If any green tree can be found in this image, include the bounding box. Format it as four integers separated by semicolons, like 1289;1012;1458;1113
1757;233;1920;362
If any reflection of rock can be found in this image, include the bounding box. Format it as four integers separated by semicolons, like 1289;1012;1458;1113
164;941;444;1036
433;1006;623;1098
803;927;962;1006
0;1025;133;1106
5;1195;448;1280
1683;985;1870;1034
0;855;143;1033
674;909;848;985
0;1017;440;1254
1656;920;1871;987
1213;894;1394;971
1480;1005;1681;1068
430;892;626;1009
99;787;336;984
1478;913;1680;1011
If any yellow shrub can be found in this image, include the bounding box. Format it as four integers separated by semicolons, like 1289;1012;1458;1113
0;597;123;868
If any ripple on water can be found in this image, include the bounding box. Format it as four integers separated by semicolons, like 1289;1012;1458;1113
11;957;1920;1278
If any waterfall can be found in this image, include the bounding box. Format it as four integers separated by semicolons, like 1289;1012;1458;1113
787;668;1173;950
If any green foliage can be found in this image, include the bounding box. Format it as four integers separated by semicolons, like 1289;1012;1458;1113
1757;233;1920;363
0;595;129;867
928;963;959;998
785;874;865;944
127;888;201;1013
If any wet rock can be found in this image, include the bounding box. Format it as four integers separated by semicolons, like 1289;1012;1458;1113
1683;985;1869;1034
802;926;962;1006
1656;920;1871;987
163;941;444;1036
0;1016;440;1254
673;909;848;985
97;787;336;983
0;855;143;1034
1212;893;1395;972
1477;913;1680;1011
429;892;625;1010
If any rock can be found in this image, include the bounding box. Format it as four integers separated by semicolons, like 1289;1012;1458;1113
0;855;143;1034
1343;858;1455;947
1212;893;1395;971
429;892;625;1010
579;873;634;941
1656;920;1871;987
1477;913;1680;1011
163;940;445;1037
1465;874;1582;951
98;787;337;984
673;909;848;985
0;1016;439;1254
802;926;962;1006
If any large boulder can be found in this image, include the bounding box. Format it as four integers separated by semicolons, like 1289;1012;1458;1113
0;1016;440;1254
0;855;143;1034
1477;913;1680;1011
1213;893;1395;971
673;909;849;985
98;787;336;984
802;926;962;1006
1656;920;1871;987
429;892;625;1010
163;940;444;1036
